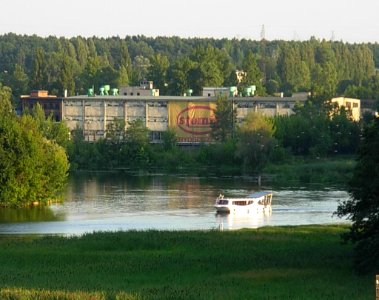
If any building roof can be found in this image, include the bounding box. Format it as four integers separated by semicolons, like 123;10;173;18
65;95;308;102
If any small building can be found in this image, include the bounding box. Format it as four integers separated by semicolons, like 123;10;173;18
119;80;159;97
20;90;63;121
331;97;360;121
202;87;238;97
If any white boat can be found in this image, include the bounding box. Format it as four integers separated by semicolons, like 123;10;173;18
214;191;273;213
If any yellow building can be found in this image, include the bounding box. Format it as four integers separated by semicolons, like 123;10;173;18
331;97;360;121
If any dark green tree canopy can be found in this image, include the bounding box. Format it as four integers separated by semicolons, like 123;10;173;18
336;118;379;274
0;34;377;100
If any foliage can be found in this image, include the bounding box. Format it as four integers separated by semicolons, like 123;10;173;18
148;53;170;94
336;118;379;274
211;95;236;142
240;51;265;95
274;99;360;157
29;103;70;148
0;88;69;207
0;34;377;100
0;226;372;299
235;112;277;172
161;128;177;151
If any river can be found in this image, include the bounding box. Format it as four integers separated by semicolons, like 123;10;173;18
0;173;349;234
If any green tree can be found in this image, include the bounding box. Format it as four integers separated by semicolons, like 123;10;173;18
161;128;177;151
73;36;89;69
311;62;338;99
0;83;13;114
352;45;375;86
336;117;379;273
189;45;226;95
329;105;361;154
236;112;276;172
211;95;236;142
241;51;265;95
122;119;150;166
169;57;196;95
119;42;133;78
131;55;151;84
148;53;170;94
9;64;29;97
59;55;76;96
30;103;70;148
0;93;69;207
116;65;129;88
30;47;45;90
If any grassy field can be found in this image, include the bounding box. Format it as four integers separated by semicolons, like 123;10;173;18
0;226;373;299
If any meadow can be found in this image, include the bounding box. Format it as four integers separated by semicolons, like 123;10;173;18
0;225;373;299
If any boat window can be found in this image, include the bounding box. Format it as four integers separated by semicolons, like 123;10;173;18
233;201;247;206
217;200;228;205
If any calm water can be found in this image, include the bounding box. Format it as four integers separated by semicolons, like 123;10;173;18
0;173;349;234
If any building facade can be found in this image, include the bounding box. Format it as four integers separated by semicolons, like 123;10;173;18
62;95;307;142
20;90;63;121
331;97;361;121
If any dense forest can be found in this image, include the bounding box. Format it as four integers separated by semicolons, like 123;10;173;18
0;33;378;102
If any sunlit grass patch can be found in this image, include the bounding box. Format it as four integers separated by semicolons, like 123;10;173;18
0;226;373;299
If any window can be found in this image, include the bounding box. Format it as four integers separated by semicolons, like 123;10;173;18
130;93;134;96
353;103;358;108
137;92;140;96
217;200;228;205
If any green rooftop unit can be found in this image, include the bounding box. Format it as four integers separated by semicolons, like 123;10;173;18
229;86;237;97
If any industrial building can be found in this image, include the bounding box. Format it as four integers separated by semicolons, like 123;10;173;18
23;88;367;143
62;94;308;142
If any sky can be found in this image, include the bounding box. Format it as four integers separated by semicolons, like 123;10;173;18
2;0;378;43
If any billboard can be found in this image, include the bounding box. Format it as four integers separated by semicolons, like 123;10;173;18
168;102;216;142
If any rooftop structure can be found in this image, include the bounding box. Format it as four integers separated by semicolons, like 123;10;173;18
331;97;360;121
119;80;159;97
20;90;63;121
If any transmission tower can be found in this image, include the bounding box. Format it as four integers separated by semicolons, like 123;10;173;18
260;24;266;41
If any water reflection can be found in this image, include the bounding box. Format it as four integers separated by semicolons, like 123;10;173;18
216;209;273;230
0;173;350;234
0;207;64;223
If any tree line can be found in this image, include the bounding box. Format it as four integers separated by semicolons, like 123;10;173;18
0;33;378;104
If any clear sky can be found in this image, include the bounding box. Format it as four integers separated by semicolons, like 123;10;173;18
2;0;378;43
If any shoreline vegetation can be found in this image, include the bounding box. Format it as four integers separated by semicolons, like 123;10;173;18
70;155;356;186
0;225;373;299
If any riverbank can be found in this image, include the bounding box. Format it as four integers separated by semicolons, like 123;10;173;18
0;225;373;299
71;155;356;186
262;155;356;185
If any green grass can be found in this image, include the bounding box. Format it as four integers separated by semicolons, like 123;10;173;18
0;226;373;299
